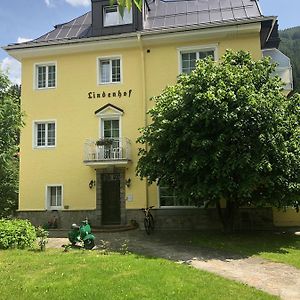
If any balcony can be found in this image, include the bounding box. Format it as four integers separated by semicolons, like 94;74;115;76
83;138;132;167
262;48;293;92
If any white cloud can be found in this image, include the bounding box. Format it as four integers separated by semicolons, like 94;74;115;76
45;0;54;7
17;37;32;44
44;0;90;8
0;57;21;85
65;0;90;7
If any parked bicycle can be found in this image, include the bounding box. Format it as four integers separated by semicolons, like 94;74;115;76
141;206;155;234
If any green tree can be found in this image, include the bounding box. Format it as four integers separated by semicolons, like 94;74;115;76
137;50;300;231
111;0;142;15
0;71;23;217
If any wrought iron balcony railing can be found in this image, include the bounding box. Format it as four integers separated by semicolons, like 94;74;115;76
84;138;131;165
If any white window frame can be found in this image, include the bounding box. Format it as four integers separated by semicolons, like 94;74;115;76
95;107;123;150
33;120;57;149
45;184;63;210
34;61;57;90
100;116;122;148
97;56;122;85
156;185;210;209
177;44;218;74
103;5;133;27
101;117;121;139
157;185;197;208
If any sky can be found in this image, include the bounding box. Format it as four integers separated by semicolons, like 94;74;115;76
0;0;299;84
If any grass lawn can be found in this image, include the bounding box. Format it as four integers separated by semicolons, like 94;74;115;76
192;231;300;269
0;249;276;300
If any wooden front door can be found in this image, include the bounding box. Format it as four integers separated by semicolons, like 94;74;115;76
101;173;121;225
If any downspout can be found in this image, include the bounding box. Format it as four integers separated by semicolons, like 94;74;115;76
137;32;149;208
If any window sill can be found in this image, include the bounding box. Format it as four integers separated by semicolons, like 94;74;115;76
98;81;122;85
48;207;62;211
35;86;57;91
33;146;56;149
103;23;133;28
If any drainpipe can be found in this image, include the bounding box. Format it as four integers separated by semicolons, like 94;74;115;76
137;32;149;208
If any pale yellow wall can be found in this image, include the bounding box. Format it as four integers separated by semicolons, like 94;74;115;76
273;208;300;227
19;28;262;211
20;47;147;210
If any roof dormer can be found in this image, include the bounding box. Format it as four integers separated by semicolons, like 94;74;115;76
91;0;143;37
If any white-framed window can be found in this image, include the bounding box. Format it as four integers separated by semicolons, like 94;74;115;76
179;46;217;74
33;121;56;148
98;57;121;84
103;119;120;139
103;5;132;27
158;184;195;207
101;117;121;151
46;185;63;210
95;105;124;160
35;63;56;89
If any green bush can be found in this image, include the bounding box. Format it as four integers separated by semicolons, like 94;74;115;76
0;219;37;249
35;226;49;251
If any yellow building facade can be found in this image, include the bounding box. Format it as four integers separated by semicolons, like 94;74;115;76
4;0;299;228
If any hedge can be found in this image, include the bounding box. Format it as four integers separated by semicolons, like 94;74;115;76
0;219;37;249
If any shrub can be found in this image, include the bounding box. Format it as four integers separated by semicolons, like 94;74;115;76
0;218;37;249
36;226;49;251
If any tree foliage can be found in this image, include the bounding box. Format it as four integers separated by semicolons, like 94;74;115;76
111;0;142;16
137;50;300;228
0;71;23;217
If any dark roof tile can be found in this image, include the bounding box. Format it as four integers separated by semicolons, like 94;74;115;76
176;14;187;26
221;9;234;21
164;15;176;27
187;1;198;13
209;0;220;10
198;11;210;24
220;0;232;9
176;1;187;14
233;7;247;19
186;13;198;25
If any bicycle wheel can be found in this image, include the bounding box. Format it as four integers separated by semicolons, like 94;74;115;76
144;218;151;235
149;213;154;231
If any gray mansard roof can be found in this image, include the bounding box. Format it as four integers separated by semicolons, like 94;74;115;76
6;0;265;48
144;0;262;30
34;11;92;43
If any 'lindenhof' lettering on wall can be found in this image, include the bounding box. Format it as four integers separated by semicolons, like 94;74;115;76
88;89;133;99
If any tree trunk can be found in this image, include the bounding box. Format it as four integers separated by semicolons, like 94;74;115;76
216;199;238;233
216;200;226;229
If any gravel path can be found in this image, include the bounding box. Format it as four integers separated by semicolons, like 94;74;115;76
48;230;300;300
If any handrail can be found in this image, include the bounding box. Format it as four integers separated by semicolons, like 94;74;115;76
84;138;131;162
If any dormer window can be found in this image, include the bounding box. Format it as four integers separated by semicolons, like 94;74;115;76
103;5;132;27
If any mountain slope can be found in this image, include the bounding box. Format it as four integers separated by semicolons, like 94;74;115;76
279;26;300;93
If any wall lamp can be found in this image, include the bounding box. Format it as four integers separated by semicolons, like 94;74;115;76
89;180;96;189
125;178;131;188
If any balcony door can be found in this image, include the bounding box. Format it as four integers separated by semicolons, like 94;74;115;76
101;118;120;159
103;119;119;139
